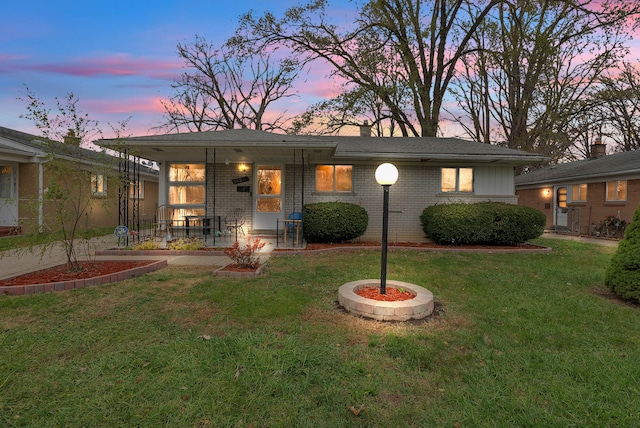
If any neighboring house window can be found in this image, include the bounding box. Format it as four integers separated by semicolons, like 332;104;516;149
129;181;144;199
606;180;627;201
316;165;353;192
441;167;473;192
91;174;107;196
572;184;587;202
168;163;205;220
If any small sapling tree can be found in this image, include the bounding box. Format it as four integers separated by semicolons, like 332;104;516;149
21;88;126;270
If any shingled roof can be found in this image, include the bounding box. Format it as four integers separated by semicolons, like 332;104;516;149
99;129;546;165
515;150;640;187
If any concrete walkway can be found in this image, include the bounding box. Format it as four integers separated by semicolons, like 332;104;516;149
1;232;617;281
0;235;243;281
541;232;620;248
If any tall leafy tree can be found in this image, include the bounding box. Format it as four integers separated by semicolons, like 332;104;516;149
450;0;640;162
596;61;640;152
161;35;301;133
234;0;503;137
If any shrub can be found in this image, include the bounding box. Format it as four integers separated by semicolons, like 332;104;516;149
302;202;368;243
131;239;160;250
420;202;545;246
168;237;203;250
605;206;640;303
224;236;265;269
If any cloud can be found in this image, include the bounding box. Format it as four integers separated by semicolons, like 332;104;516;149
4;53;182;81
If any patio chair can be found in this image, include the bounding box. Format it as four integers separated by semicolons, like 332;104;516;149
155;204;174;240
224;208;246;240
283;211;303;246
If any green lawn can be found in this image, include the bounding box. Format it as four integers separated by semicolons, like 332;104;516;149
1;239;639;427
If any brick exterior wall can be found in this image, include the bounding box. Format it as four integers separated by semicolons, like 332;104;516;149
516;179;640;234
198;161;519;242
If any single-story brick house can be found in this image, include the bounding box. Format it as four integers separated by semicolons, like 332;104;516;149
0;126;158;235
100;128;545;242
515;140;640;236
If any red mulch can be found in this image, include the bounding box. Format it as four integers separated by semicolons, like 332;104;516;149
0;261;155;287
355;286;416;301
220;263;260;272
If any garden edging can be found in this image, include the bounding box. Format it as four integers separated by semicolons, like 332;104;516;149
0;259;167;296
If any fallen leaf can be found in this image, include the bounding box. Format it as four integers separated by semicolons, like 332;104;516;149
198;334;211;340
234;365;245;381
348;405;364;416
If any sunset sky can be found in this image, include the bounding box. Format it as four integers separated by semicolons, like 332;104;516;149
0;0;352;138
2;1;640;140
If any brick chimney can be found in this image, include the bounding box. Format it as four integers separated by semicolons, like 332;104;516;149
590;136;606;158
359;120;372;137
63;129;80;145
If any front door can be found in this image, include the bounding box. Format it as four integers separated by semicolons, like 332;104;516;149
554;186;568;229
254;165;283;230
0;165;18;226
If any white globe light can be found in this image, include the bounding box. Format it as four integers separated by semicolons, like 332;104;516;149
375;163;398;186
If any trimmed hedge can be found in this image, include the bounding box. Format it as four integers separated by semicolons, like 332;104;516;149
302;202;368;243
420;202;545;246
605;206;640;303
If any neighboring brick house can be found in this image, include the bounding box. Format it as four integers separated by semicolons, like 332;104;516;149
0;126;158;235
515;140;640;236
100;128;545;242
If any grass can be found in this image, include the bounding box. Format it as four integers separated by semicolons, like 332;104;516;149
0;228;113;252
1;238;639;426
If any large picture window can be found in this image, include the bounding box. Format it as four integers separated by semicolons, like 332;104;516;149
441;167;473;193
316;165;353;192
606;180;627;201
168;163;205;220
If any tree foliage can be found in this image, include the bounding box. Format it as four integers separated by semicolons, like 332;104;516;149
449;0;640;163
234;0;503;137
20;87;125;270
161;35;301;133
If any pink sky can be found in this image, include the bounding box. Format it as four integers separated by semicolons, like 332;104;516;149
2;0;639;140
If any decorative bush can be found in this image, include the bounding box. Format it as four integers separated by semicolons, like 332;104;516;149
224;236;265;269
303;202;368;243
131;239;160;250
420;202;546;246
168;237;203;250
605;206;640;302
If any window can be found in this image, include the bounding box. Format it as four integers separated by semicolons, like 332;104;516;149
91;174;107;196
316;165;353;192
129;180;144;199
606;180;627;201
168;164;205;220
441;167;473;193
557;187;567;208
572;184;587;202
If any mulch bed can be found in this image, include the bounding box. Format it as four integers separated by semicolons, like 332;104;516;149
0;261;156;287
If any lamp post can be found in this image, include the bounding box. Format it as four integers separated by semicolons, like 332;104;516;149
375;163;398;294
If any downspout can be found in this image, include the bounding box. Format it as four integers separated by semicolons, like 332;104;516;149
205;148;208;243
38;162;44;232
213;148;216;246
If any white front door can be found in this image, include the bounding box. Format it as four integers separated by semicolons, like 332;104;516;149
0;165;18;226
554;186;568;228
254;165;283;230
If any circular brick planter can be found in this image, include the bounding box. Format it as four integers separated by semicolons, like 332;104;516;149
338;279;434;321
